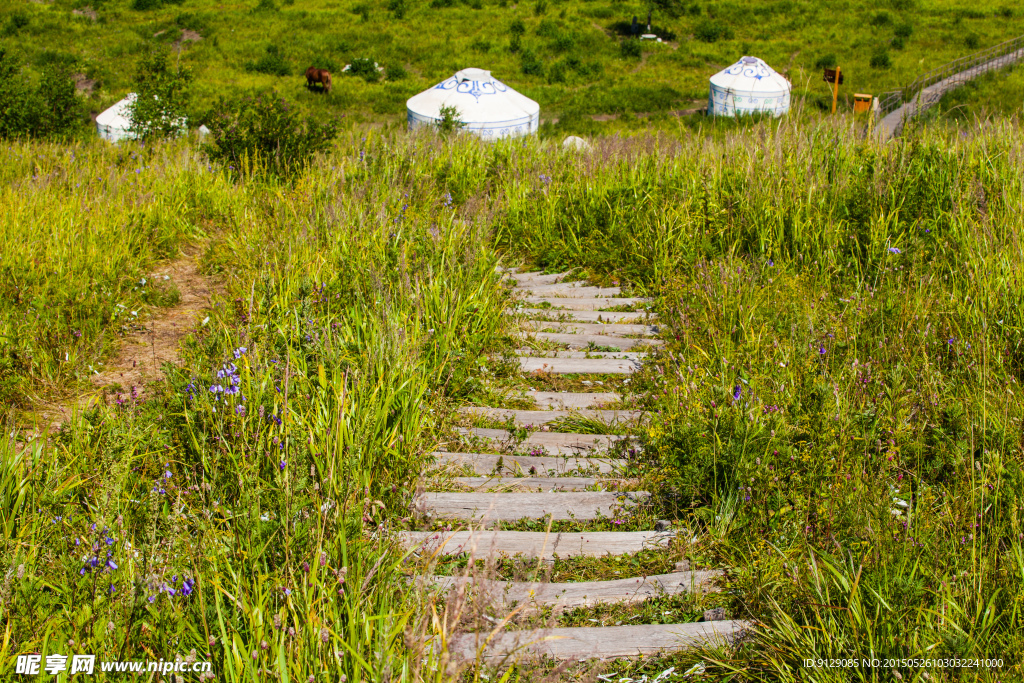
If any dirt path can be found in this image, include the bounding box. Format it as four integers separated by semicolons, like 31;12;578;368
39;249;222;429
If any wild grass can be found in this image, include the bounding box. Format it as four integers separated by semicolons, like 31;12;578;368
3;114;1024;679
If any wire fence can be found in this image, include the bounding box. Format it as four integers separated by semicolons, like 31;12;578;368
878;35;1024;117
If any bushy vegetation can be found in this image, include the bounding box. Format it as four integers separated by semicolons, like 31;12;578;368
0;46;83;140
2;119;1024;680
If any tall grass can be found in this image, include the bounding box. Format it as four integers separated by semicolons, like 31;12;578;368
2;117;1024;679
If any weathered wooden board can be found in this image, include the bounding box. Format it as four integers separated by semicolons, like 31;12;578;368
421;570;721;611
519;357;642;374
457;427;630;455
523;320;658;336
526;332;661;350
523;297;649;311
432;451;625;475
528;391;620;409
458;407;642;425
447;620;750;662
452;476;605;491
518;283;622;298
400;530;675;559
516;309;649;323
418;491;648;521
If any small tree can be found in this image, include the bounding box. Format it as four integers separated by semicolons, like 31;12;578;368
0;47;83;140
127;49;192;140
436;104;464;136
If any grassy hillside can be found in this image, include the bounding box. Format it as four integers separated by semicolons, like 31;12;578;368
2;0;1024;129
3;118;1024;679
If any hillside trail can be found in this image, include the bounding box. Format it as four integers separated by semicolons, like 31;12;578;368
34;247;223;433
403;268;750;668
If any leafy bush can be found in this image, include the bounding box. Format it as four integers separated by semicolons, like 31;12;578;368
387;63;407;80
509;35;522;53
694;18;733;43
0;47;83;140
814;53;837;70
388;0;407;18
127;49;192;140
470;38;491;52
347;57;380;82
621;37;642;58
964;33;980;50
253;0;277;11
520;48;544;76
891;36;904;50
870;11;891;26
534;0;547;15
244;45;291;76
870;48;891;69
3;12;29;35
649;0;687;18
174;12;210;34
510;18;526;35
997;5;1013;18
552;32;576;52
435;104;465;135
893;21;913;38
203;93;338;176
131;0;183;10
429;0;456;8
352;3;371;20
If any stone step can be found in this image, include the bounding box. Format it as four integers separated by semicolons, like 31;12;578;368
517;283;621;298
523;297;649;311
423;570;721;611
527;332;661;350
523;320;659;336
401;529;675;559
433;451;625;475
416;491;648;521
506;271;572;286
513;348;650;358
520;357;642;374
459;407;642;425
449;620;749;662
452;476;605;491
456;428;632;455
516;309;649;323
528;391;621;409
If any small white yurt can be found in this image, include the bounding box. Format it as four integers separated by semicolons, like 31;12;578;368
96;93;137;142
708;56;791;117
407;68;539;139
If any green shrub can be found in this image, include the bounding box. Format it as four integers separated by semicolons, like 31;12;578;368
534;0;547;15
553;32;576;52
244;44;291;76
3;12;29;35
0;48;83;140
510;18;526;35
894;21;913;38
870;11;891;26
347;57;381;82
352;3;371;20
131;0;183;9
870;48;891;69
388;0;407;17
509;34;521;53
694;18;733;43
429;0;456;8
814;53;837;70
547;63;567;83
470;38;491;52
253;0;277;11
127;49;193;140
435;103;464;135
386;63;407;80
203;93;338;176
174;12;210;34
964;33;980;50
891;36;904;50
997;6;1013;18
520;48;544;76
621;37;642;58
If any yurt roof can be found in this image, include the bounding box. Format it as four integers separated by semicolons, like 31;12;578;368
406;68;539;123
96;93;137;129
709;56;790;93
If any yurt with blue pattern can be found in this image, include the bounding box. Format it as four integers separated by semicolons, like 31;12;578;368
708;56;791;117
406;68;539;139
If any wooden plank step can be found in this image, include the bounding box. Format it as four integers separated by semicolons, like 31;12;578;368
516;309;648;323
400;529;675;559
528;391;620;409
433;451;625;475
517;284;621;298
527;332;661;350
452;476;605;491
417;491;648;521
423;570;721;611
513;349;649;359
449;620;749;662
459;407;642;425
523;297;649;311
456;428;631;455
507;271;572;285
523;320;658;336
520;357;642;374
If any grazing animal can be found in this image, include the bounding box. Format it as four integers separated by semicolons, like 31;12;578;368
305;67;332;93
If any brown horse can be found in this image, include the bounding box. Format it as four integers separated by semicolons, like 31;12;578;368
305;67;332;93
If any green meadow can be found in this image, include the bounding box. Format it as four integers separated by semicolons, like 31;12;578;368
2;0;1024;130
2;115;1024;679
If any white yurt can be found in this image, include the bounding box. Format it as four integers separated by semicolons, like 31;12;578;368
406;68;539;139
95;93;137;142
708;56;791;117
